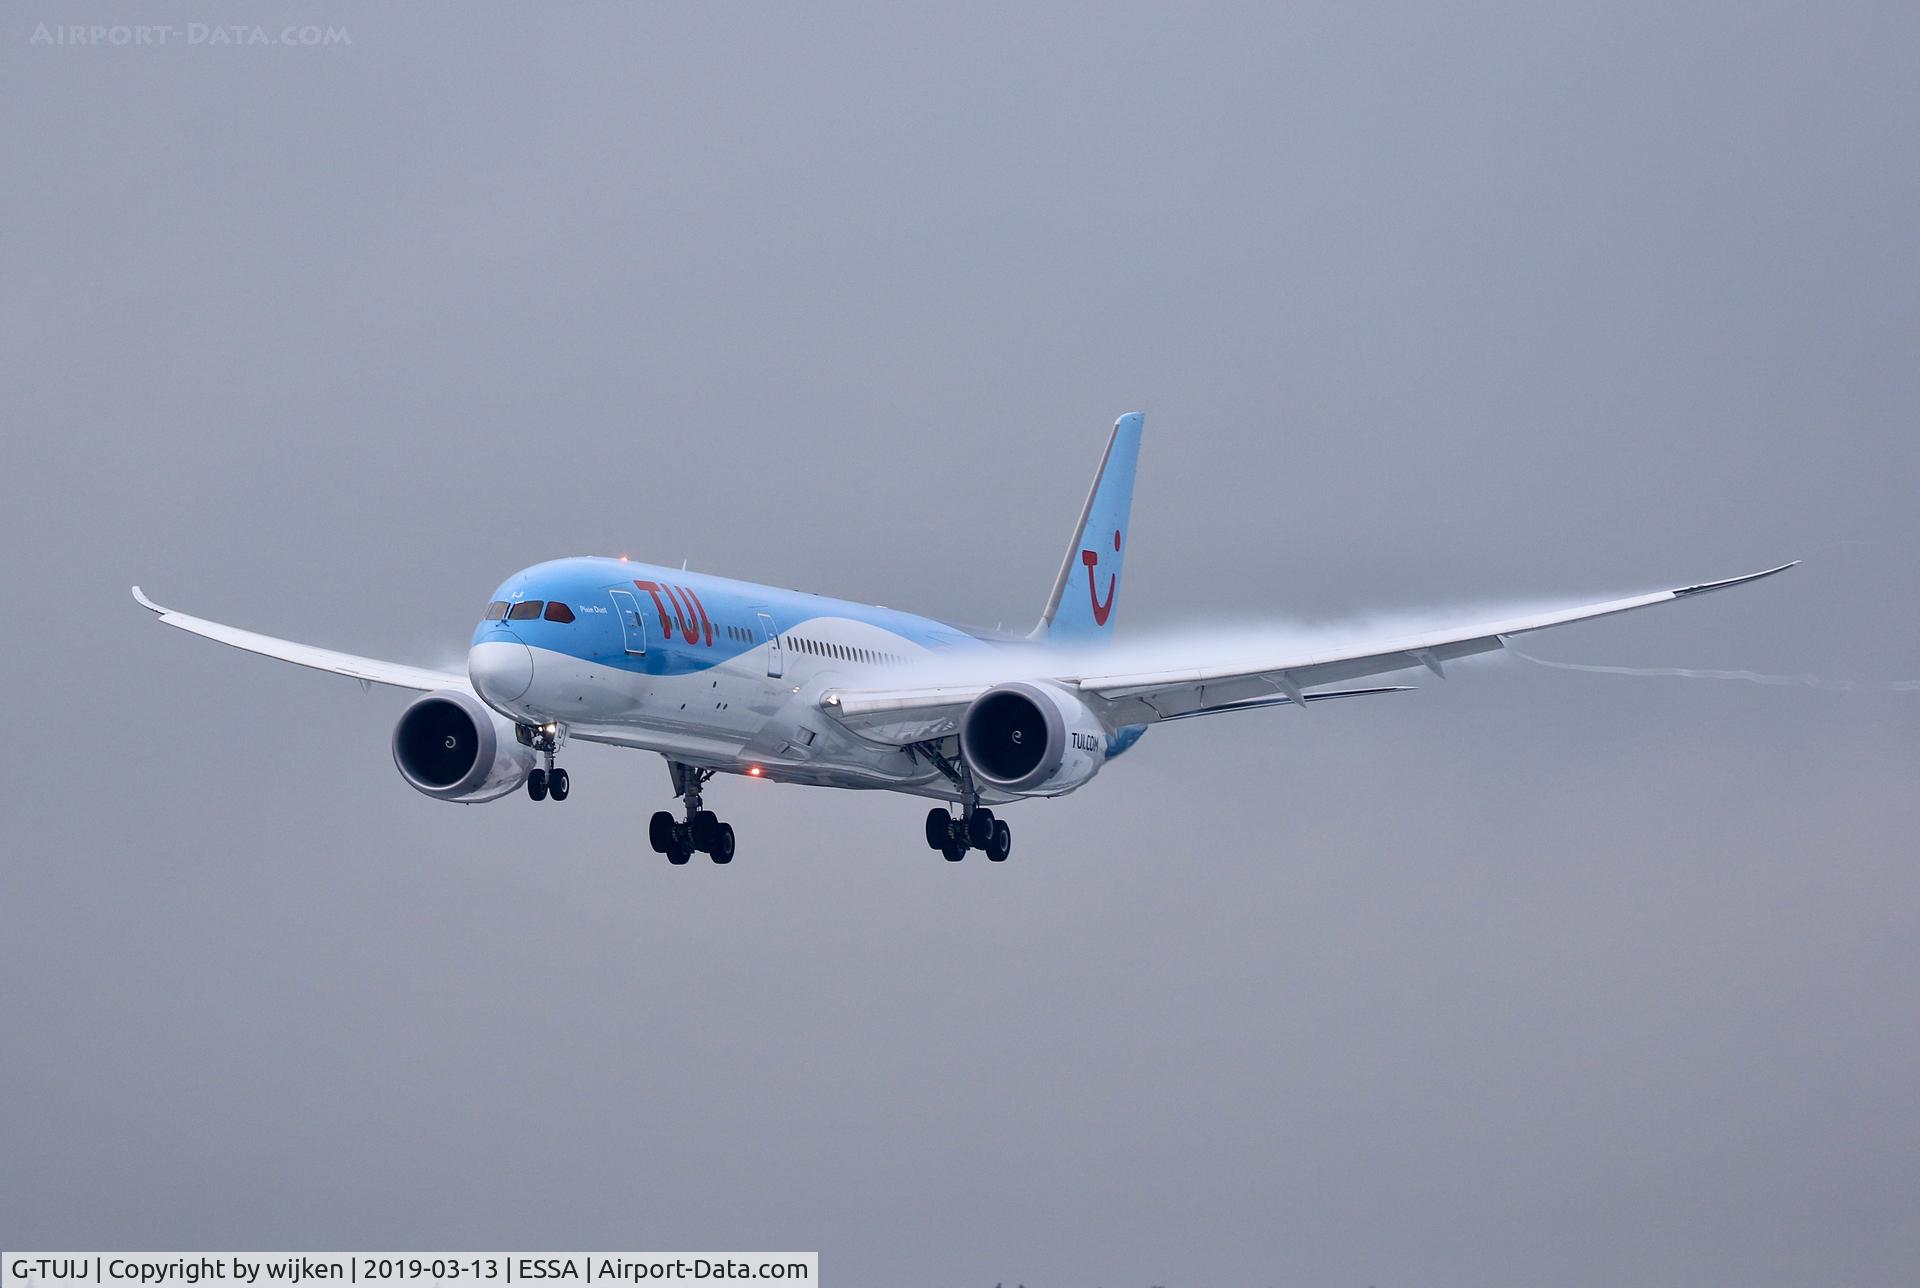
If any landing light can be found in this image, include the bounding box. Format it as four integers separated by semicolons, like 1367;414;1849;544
748;766;764;777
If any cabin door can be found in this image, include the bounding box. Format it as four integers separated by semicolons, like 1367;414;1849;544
757;612;783;678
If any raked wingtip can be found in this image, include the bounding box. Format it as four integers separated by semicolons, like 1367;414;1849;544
1671;561;1800;598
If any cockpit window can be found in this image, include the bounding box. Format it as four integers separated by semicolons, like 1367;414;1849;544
543;601;576;624
507;600;544;621
484;601;510;621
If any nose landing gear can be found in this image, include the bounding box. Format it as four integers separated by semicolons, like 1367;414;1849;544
523;725;569;802
650;760;736;864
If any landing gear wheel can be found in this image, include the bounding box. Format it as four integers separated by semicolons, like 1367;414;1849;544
942;838;967;862
691;810;719;852
649;811;675;853
967;808;996;849
710;823;736;864
986;819;1012;862
666;843;693;866
526;767;548;801
548;768;570;801
925;808;951;851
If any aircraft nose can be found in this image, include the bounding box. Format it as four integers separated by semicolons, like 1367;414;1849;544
468;634;533;704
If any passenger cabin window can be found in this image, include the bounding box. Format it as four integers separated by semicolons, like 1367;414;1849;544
543;601;576;623
484;601;510;621
507;600;544;621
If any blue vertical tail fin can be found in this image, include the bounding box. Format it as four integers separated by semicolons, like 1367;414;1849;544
1030;412;1144;645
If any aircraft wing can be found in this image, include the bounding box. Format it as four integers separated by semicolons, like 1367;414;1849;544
1079;561;1796;723
132;586;466;692
821;562;1797;743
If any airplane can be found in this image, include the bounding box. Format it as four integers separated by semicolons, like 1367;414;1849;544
133;412;1796;865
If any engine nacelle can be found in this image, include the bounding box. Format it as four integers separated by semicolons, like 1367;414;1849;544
391;689;537;803
959;680;1110;797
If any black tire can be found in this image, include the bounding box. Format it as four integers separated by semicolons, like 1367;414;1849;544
548;768;569;801
967;808;996;848
925;808;950;850
649;811;675;853
986;819;1011;862
942;839;967;862
667;844;692;866
711;823;735;864
692;809;719;851
526;767;548;801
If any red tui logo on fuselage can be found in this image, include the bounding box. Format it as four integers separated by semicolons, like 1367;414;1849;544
634;580;713;645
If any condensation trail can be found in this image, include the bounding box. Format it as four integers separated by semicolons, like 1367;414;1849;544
1507;645;1920;692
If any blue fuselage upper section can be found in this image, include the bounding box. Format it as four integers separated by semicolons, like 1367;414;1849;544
470;556;993;678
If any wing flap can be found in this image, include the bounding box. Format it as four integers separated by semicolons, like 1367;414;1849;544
1152;685;1414;722
133;586;465;693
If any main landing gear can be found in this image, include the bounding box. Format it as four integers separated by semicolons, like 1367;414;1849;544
524;725;569;802
925;803;1012;862
912;739;1010;862
650;760;736;865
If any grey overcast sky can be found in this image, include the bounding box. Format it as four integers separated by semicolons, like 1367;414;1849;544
3;4;1916;1285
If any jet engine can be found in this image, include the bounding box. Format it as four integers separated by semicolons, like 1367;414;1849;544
958;680;1110;797
391;689;536;803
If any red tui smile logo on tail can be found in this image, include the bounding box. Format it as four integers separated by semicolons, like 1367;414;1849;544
1081;529;1122;626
